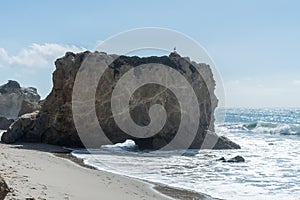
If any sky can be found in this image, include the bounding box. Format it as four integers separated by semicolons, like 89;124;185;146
0;0;299;107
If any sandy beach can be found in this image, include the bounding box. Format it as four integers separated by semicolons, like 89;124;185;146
0;140;172;200
0;129;211;200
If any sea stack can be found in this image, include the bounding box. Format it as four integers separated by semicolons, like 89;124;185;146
2;51;240;150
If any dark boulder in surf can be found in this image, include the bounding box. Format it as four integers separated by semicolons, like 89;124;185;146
218;156;245;163
227;156;245;163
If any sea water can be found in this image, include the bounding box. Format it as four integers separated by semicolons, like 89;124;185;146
72;108;300;200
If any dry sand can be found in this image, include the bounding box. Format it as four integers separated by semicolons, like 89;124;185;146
0;140;172;200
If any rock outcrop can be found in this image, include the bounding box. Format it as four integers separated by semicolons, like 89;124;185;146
0;80;41;120
18;99;42;117
2;52;240;150
227;156;245;163
0;117;14;130
218;156;245;163
1;111;42;143
0;176;9;200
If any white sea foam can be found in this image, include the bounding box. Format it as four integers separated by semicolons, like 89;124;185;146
220;121;300;135
0;130;5;140
72;108;300;200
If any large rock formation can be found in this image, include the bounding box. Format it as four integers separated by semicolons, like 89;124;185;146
2;52;240;150
1;111;43;143
0;80;41;119
0;80;41;130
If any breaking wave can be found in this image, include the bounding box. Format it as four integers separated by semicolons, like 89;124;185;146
219;121;300;135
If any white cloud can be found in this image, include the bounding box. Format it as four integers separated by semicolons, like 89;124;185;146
0;43;86;69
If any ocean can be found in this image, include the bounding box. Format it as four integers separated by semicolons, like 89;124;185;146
72;108;300;200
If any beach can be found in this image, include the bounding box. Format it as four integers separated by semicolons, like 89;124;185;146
0;131;212;200
0;141;171;200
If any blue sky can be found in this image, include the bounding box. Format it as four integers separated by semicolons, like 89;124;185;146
0;0;299;107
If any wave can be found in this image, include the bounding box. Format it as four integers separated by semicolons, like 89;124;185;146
70;140;138;157
71;140;201;158
218;121;300;135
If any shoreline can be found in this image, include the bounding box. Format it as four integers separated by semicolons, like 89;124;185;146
55;152;219;200
0;139;217;200
0;141;169;200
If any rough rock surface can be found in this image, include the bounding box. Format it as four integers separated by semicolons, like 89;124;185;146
0;176;9;200
18;99;42;117
1;111;42;143
218;156;245;163
0;80;40;119
227;156;245;163
0;117;14;130
2;52;240;150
